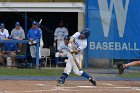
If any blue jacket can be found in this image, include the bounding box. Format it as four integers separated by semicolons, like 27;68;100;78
27;28;41;40
3;43;18;51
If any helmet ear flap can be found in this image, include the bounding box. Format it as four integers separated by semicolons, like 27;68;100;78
80;28;90;38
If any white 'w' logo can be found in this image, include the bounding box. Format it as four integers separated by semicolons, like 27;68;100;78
98;0;129;37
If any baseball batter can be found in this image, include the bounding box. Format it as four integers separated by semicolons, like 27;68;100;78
55;35;69;67
57;28;96;86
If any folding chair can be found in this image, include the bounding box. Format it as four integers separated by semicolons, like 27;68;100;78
40;48;51;67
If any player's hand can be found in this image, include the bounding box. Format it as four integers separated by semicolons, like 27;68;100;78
54;37;57;41
69;37;74;43
59;53;63;56
2;51;6;54
53;42;56;47
59;50;63;53
68;43;73;48
29;38;33;43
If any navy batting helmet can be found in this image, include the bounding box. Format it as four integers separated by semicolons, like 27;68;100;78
80;28;90;38
64;35;70;40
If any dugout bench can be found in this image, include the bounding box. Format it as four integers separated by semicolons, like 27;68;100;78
0;40;40;68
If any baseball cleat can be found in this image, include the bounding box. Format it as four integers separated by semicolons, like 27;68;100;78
89;77;96;86
57;79;65;86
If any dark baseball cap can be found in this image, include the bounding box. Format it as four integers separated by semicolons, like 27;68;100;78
0;23;5;28
15;22;20;26
32;21;38;25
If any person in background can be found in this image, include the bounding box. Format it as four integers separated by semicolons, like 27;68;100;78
0;23;9;52
0;23;9;40
11;22;25;40
54;20;69;51
27;21;41;67
55;35;69;67
11;22;25;54
0;36;18;66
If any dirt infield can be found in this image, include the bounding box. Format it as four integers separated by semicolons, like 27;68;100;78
0;80;140;93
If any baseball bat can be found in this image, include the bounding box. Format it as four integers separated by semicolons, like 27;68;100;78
68;45;82;70
39;19;43;25
71;53;82;70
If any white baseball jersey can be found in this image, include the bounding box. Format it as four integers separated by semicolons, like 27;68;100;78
0;29;9;40
54;27;68;40
72;32;87;54
55;41;69;58
58;41;69;54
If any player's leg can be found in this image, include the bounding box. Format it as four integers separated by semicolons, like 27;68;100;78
55;52;60;67
72;55;96;86
30;45;36;66
38;47;42;67
57;58;72;85
0;53;4;65
9;52;16;66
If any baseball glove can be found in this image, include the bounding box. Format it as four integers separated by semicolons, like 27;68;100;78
117;62;125;75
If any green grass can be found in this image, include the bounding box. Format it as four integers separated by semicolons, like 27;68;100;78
121;72;140;78
0;68;77;76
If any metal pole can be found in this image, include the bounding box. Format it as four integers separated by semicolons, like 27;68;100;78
24;12;28;35
36;39;40;68
85;0;89;68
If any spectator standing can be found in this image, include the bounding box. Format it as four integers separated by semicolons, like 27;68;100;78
27;21;42;66
54;20;69;51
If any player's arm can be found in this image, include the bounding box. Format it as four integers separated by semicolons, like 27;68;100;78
27;30;33;43
35;29;41;40
69;32;80;43
69;37;74;43
69;42;87;54
57;43;63;53
71;49;80;54
21;29;25;40
6;29;9;37
65;28;69;36
54;29;57;41
68;43;80;54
